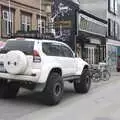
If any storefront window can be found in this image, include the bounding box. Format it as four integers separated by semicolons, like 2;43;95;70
107;45;117;71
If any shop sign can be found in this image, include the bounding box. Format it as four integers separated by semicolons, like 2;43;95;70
90;38;101;44
78;14;107;37
54;20;72;28
80;17;88;30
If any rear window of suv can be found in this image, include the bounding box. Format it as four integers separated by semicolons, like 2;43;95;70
1;40;34;55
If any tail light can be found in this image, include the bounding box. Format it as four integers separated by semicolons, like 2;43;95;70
33;50;41;62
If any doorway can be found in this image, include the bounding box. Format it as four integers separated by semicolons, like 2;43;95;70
84;45;96;64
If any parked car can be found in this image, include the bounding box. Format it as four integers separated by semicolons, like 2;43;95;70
0;38;91;105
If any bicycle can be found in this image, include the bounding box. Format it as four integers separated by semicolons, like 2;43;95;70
90;63;111;82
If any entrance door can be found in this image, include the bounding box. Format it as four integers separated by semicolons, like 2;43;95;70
84;46;96;64
88;47;95;64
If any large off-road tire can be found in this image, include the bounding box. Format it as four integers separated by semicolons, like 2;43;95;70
74;68;91;93
0;81;20;99
43;72;64;105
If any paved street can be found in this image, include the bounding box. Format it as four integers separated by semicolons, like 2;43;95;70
0;73;119;120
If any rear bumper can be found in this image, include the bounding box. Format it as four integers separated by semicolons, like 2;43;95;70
0;72;40;82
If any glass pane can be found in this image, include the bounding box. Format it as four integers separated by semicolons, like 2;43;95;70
21;24;25;31
42;28;45;33
42;43;61;56
2;20;7;35
27;25;30;31
115;0;118;14
110;0;114;12
3;11;8;20
42;22;44;26
27;16;31;24
8;21;11;34
62;46;73;57
22;15;26;24
4;40;34;55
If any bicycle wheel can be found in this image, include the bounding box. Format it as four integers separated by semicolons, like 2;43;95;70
102;70;110;81
92;72;100;82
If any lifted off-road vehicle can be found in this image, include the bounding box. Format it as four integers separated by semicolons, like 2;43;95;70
0;37;91;105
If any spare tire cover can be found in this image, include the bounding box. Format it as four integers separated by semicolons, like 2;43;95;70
4;50;27;74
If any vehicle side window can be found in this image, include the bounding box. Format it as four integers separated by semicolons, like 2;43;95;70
42;42;62;56
61;45;74;58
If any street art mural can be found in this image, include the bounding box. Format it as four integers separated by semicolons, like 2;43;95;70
51;0;79;50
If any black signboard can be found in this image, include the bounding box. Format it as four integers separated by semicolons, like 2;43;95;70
79;15;107;37
51;0;79;51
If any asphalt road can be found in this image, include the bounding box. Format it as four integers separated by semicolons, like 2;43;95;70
0;73;120;120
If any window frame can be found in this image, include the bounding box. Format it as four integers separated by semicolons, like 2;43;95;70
21;13;32;32
114;21;119;40
61;45;74;58
108;19;115;38
42;42;62;57
108;0;118;15
37;17;46;33
1;9;14;37
42;42;74;58
115;0;118;15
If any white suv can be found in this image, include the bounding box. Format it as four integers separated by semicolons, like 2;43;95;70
0;38;91;105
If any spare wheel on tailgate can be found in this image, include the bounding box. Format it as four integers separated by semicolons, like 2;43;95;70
3;40;34;75
4;50;27;74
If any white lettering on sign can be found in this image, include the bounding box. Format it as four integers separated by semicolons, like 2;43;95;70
90;39;101;44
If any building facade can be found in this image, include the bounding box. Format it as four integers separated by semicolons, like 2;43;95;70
0;0;51;40
52;0;107;65
80;0;120;71
77;10;107;64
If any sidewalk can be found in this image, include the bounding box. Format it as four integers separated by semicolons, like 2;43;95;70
92;72;120;90
111;72;120;76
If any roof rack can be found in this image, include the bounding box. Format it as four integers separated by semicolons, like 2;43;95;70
10;30;55;40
